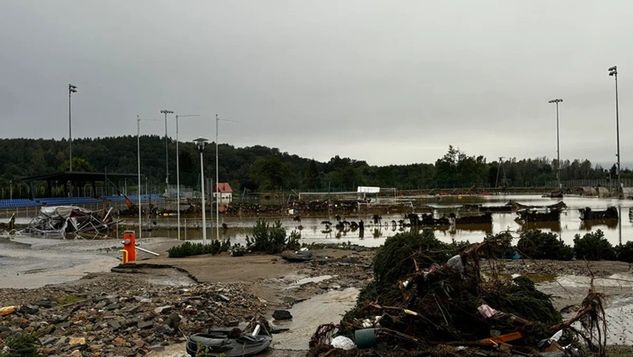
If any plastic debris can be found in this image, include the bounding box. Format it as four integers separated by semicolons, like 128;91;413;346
0;306;17;316
331;335;356;350
477;304;497;319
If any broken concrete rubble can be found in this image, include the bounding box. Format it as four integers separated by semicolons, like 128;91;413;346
0;273;266;356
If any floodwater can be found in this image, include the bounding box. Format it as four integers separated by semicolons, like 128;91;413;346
0;236;120;288
272;287;360;350
139;195;633;247
0;236;176;289
538;273;633;345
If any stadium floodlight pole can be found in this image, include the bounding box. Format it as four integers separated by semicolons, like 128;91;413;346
68;84;77;172
160;110;174;195
135;115;161;239
174;114;200;240
215;114;219;241
213;114;238;240
136;115;142;240
194;138;209;243
608;66;622;198
548;99;563;189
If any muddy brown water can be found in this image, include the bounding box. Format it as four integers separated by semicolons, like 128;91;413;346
271;287;360;350
133;195;633;246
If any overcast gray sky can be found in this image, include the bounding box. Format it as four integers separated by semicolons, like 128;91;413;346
1;0;631;167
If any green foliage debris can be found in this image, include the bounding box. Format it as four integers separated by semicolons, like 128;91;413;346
573;230;616;261
0;332;41;357
246;219;300;254
517;230;573;260
168;240;230;258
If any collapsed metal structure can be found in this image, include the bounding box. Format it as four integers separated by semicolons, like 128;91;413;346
25;205;119;239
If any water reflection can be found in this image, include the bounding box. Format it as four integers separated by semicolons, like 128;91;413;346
139;195;633;246
517;221;562;233
454;223;494;235
579;219;618;231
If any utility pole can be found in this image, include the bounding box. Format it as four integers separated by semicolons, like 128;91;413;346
194;138;209;243
548;99;563;189
215;114;220;241
608;66;622;198
137;115;142;239
68;84;77;171
174;114;199;240
495;157;504;188
160;109;174;195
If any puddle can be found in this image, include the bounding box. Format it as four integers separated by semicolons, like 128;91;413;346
537;273;633;345
272;287;359;351
285;275;335;289
142;268;197;287
0;238;120;288
565;295;633;345
604;296;633;345
550;274;633;289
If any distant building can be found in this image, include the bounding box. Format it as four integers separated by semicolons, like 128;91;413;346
357;186;380;193
213;182;233;204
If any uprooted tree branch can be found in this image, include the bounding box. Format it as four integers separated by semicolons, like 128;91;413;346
309;230;607;356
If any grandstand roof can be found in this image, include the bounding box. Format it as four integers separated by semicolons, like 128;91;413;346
20;171;140;182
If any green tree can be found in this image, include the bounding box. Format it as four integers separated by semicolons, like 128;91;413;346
57;157;94;172
573;230;616;260
303;159;320;190
250;156;291;190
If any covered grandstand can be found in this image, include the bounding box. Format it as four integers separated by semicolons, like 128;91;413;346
0;171;164;214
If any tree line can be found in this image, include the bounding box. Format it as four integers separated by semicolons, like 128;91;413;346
0;137;629;197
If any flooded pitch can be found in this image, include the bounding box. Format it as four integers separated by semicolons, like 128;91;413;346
140;194;633;247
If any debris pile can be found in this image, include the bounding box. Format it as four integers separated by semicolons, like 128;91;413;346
310;230;607;356
25;206;119;239
0;273;266;356
0;213;16;233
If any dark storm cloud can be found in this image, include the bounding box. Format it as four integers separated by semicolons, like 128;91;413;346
0;0;631;167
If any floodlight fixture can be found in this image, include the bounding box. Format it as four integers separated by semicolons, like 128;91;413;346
160;109;174;189
194;137;210;243
608;65;621;197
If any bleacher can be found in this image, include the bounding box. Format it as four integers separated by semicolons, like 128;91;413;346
0;194;163;210
35;197;102;206
0;199;38;209
102;194;163;203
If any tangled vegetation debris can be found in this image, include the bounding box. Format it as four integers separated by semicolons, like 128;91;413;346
517;230;574;260
574;230;616;261
167;240;231;258
246;219;300;254
310;231;607;356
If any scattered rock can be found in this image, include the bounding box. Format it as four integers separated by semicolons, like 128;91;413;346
137;320;154;329
19;304;40;315
153;305;172;314
272;310;293;321
69;336;86;347
36;300;54;308
0;277;267;356
40;336;57;346
165;312;181;329
112;336;127;347
103;303;120;311
108;320;122;331
149;344;165;352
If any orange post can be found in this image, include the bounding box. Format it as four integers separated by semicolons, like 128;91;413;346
478;331;524;347
122;230;137;263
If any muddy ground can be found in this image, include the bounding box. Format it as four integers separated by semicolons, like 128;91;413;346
0;235;373;356
2;234;633;355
